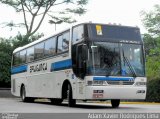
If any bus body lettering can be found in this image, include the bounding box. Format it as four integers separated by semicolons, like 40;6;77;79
30;63;47;73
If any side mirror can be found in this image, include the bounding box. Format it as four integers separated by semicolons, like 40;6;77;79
76;44;88;79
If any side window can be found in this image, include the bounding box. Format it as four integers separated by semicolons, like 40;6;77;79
19;50;26;64
27;47;34;62
62;31;70;51
34;42;44;60
57;31;70;54
13;52;20;66
44;37;56;56
73;25;84;44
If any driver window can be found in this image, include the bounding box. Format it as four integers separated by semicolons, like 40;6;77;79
72;25;84;44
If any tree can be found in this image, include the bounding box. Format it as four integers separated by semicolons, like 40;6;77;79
0;33;44;87
141;4;160;36
146;78;160;102
141;4;160;79
12;32;44;49
143;34;156;55
141;4;160;102
146;55;160;80
141;4;160;56
0;38;13;87
141;4;160;54
0;0;88;39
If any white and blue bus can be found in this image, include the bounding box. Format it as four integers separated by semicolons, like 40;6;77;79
11;23;146;107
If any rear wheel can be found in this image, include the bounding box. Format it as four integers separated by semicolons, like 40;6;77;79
21;86;27;102
111;99;120;108
21;86;34;102
67;84;76;107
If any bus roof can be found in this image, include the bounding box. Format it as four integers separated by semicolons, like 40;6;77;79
13;22;91;53
13;22;140;53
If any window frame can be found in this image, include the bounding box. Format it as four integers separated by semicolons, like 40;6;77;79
12;29;71;66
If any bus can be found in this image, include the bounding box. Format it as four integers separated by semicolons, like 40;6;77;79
11;23;146;107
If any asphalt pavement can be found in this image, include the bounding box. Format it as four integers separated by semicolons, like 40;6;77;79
0;89;160;119
0;88;15;98
0;98;160;113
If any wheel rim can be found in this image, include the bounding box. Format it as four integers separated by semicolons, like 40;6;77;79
67;85;70;100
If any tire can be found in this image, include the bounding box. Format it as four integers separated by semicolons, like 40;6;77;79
111;99;120;108
67;84;76;107
21;86;34;103
50;98;63;105
21;86;27;102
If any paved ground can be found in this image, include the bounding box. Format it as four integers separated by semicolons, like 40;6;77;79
0;98;160;113
0;89;160;118
0;98;160;119
0;88;15;98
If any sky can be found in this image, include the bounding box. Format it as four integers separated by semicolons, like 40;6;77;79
0;0;160;38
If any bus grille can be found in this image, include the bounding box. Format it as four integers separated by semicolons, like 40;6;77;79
107;81;134;85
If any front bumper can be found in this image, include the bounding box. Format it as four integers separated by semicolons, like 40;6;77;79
85;85;146;100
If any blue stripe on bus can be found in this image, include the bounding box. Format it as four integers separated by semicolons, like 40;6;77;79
51;59;72;71
11;65;27;74
93;77;134;81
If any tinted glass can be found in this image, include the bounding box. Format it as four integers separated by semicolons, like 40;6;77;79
121;44;145;77
87;42;145;77
19;50;26;64
57;31;70;53
27;47;34;62
62;31;69;51
34;42;44;60
88;42;121;76
73;25;84;44
13;52;20;66
44;37;56;56
57;35;63;53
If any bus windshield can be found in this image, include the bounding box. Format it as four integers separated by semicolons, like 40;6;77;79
87;42;145;77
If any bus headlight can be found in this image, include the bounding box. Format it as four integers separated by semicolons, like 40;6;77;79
135;82;146;86
87;81;93;86
87;81;108;86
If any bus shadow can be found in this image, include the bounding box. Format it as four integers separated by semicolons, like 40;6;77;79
23;101;112;109
29;100;142;110
61;103;142;110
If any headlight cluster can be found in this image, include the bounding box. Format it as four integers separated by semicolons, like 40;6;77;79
87;80;108;86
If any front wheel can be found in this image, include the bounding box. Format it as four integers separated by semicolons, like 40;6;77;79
67;84;76;107
111;99;120;108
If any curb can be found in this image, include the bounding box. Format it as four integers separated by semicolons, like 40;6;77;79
0;88;11;90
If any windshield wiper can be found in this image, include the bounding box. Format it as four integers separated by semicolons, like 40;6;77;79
122;50;137;77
